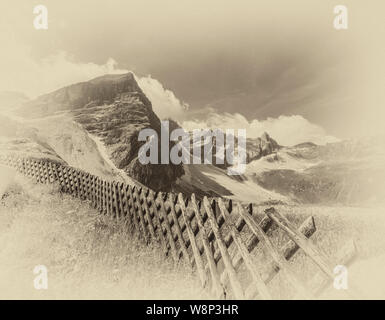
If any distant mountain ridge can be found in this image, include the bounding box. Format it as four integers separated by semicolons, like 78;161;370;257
4;73;384;205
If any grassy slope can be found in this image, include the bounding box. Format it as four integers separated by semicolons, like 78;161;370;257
259;204;385;299
0;175;208;299
1;173;385;299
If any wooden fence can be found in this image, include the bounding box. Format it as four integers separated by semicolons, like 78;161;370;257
0;154;356;299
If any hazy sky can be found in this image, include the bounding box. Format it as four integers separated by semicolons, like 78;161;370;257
0;0;384;141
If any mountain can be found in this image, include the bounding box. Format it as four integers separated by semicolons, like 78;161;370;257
3;73;283;200
187;130;279;169
246;132;280;162
4;73;384;205
244;137;385;205
14;73;184;191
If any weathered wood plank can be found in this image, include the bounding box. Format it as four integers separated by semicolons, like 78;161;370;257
128;185;141;233
178;193;207;287
265;207;335;280
132;187;149;242
244;215;316;299
218;199;272;300
238;203;313;299
157;192;179;262
191;194;225;298
168;193;191;265
203;197;244;299
140;188;156;240
147;190;169;256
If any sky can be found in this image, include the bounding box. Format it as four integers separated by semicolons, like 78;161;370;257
0;0;384;144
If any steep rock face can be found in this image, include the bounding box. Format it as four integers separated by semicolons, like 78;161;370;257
246;132;280;163
16;73;184;191
17;73;152;117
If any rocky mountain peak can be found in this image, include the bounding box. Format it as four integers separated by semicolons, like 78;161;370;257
247;132;280;162
17;72;152;118
14;73;184;191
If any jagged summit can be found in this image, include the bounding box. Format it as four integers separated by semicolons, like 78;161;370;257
247;132;280;162
17;72;152;117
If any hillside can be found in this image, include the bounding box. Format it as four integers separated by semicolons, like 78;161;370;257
2;169;385;299
0;172;207;299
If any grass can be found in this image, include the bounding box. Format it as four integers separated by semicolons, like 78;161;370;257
250;204;385;299
1;173;385;299
0;175;209;299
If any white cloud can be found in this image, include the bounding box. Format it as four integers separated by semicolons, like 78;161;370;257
0;35;128;98
0;33;337;146
135;75;189;120
181;112;339;146
0;32;189;122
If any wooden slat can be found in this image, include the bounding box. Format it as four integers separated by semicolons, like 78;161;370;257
203;197;244;299
121;184;132;229
168;193;191;265
265;207;335;280
128;185;141;233
244;215;316;299
117;182;124;221
114;182;121;220
96;177;101;211
105;181;111;215
109;181;114;216
217;199;272;300
238;203;313;299
157;192;178;262
102;180;107;214
178;193;207;287
79;171;84;198
218;207;274;285
140;188;156;239
98;178;102;211
132;187;149;242
148;190;169;255
190;194;225;298
264;215;316;283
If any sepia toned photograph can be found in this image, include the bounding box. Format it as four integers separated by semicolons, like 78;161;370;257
0;0;384;306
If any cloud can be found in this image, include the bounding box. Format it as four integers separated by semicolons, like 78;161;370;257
0;34;128;98
0;31;189;121
181;111;339;146
134;75;189;120
129;75;339;146
0;31;337;146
